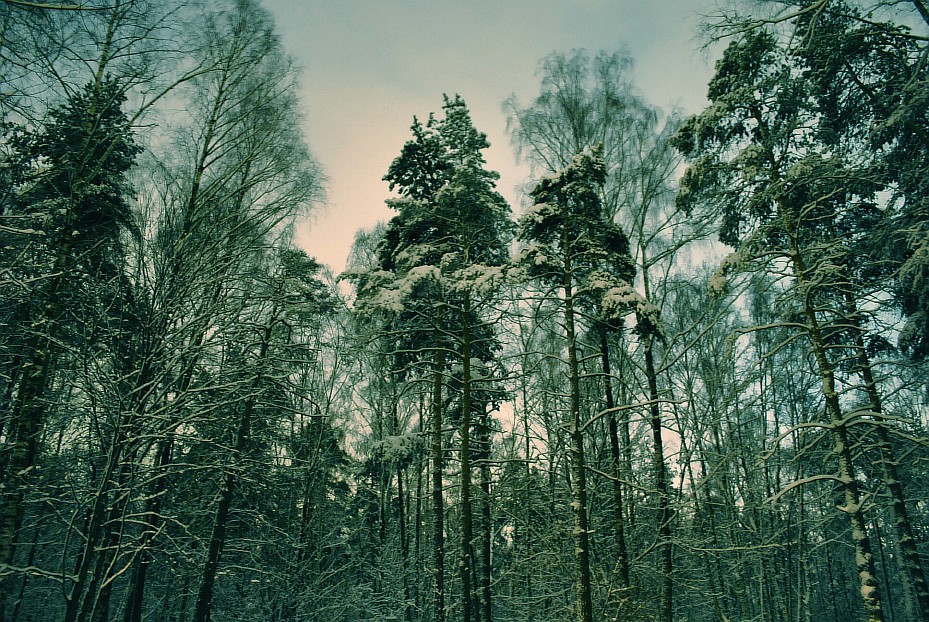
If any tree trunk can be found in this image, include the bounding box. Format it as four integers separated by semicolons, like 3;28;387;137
0;254;69;612
415;409;425;618
643;332;673;622
478;409;493;622
459;303;474;622
192;318;272;622
849;307;929;619
192;467;238;622
432;345;447;622
600;326;630;590
788;243;884;622
64;421;134;622
563;263;594;622
123;434;175;622
398;464;413;622
192;396;255;622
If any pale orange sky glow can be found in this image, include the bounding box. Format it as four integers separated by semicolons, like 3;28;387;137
262;0;726;274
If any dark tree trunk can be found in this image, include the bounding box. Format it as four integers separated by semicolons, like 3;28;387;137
192;319;272;622
0;259;68;612
459;305;474;622
123;435;175;622
478;410;493;622
432;346;446;622
643;333;673;622
563;261;594;622
600;326;630;590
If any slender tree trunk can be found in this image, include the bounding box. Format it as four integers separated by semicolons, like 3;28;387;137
398;464;413;622
432;345;447;622
123;435;174;622
563;260;594;622
872;517;899;622
285;415;325;622
415;409;425;619
522;402;534;622
64;419;135;622
617;333;635;532
7;523;37;622
81;501;125;622
192;467;238;622
459;303;474;622
798;495;812;622
643;332;673;622
478;409;492;622
192;397;254;622
848;306;929;619
787;242;884;622
600;326;630;590
192;319;272;622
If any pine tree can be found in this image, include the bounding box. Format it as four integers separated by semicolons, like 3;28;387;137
674;28;890;622
353;94;512;622
515;146;634;622
0;77;140;615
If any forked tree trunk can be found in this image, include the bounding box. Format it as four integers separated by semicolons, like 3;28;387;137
847;304;929;620
600;326;630;590
785;233;884;622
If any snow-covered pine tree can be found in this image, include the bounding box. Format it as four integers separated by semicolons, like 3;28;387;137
515;145;634;622
351;94;512;622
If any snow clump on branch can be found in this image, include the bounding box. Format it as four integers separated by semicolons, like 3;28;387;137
363;265;442;313
601;284;661;333
707;248;744;296
449;264;505;296
520;202;559;225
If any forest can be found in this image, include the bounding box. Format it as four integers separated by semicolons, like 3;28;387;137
1;1;928;621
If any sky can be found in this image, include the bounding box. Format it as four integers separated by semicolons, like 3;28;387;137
262;0;727;274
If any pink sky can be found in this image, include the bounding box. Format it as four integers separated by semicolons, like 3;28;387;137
262;0;725;274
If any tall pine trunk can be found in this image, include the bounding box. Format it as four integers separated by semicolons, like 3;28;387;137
783;216;884;622
643;332;673;622
563;257;594;622
432;345;447;622
459;303;474;622
846;300;929;619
